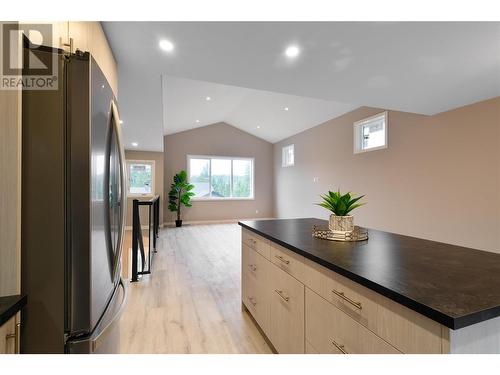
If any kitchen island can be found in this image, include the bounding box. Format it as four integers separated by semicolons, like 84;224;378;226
238;218;500;354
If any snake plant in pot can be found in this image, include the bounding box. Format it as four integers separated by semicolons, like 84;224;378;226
168;170;195;227
318;190;366;233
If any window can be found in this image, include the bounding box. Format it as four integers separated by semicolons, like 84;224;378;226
126;160;155;196
282;144;295;167
353;112;388;153
188;155;254;200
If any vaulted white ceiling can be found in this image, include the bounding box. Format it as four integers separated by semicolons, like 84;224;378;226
162;76;356;143
102;22;500;151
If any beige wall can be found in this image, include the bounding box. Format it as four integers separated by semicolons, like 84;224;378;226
164;122;274;223
125;150;164;227
274;97;500;252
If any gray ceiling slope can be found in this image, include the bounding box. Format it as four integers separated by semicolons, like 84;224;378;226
103;22;500;151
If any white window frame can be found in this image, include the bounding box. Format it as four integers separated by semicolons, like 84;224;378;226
353;111;388;154
282;144;295;167
126;159;155;198
187;155;255;201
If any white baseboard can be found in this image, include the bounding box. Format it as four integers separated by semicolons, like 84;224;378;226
163;217;276;227
125;223;164;231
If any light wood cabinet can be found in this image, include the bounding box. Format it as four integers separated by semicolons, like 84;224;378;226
242;244;268;284
0;313;20;354
51;21;69;50
242;230;271;260
243;272;270;334
68;22;89;53
375;293;442;354
242;242;270;334
270;243;305;282
303;258;378;332
22;22;118;96
269;266;305;353
306;288;399;354
305;340;319;354
241;228;448;354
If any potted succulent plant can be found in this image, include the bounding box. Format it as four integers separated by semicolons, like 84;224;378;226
168;170;195;227
318;190;366;233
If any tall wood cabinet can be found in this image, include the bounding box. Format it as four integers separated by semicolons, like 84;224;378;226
21;21;118;96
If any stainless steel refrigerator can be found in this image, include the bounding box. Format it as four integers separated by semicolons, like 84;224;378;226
21;43;127;353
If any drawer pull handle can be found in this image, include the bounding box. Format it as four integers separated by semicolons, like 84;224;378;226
248;264;257;272
274;289;290;302
274;255;290;265
331;339;348;354
331;289;362;310
6;322;20;354
248;297;257;306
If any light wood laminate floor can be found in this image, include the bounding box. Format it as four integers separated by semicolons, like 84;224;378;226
118;224;272;353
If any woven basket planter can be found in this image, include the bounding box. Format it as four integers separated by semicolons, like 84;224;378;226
329;214;354;234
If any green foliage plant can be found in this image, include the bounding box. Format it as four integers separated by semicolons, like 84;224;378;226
168;170;195;221
317;190;365;216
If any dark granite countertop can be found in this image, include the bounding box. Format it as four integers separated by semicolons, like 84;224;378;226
0;294;27;326
239;218;500;330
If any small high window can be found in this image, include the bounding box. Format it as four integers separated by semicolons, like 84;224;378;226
353;112;388;153
282;144;295;167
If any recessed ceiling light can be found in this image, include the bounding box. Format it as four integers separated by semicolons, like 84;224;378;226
159;39;174;52
257;125;261;129
284;107;289;111
285;45;300;58
206;96;211;101
119;120;123;124
131;142;138;147
196;120;200;123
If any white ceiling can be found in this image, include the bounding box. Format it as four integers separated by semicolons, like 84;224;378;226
162;75;356;143
102;22;500;151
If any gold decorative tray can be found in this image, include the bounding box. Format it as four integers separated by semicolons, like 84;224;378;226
312;225;368;242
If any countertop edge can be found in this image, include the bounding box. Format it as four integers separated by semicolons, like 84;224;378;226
238;221;493;330
0;294;27;326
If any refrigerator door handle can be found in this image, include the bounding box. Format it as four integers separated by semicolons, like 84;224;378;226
91;277;128;352
109;100;127;281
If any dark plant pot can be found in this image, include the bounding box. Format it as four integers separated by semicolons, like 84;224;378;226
175;220;182;227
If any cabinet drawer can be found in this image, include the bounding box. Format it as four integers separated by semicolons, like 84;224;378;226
306;288;399;354
242;243;269;285
243;272;270;334
242;229;271;260
303;258;377;332
0;315;16;354
270;243;305;282
303;259;443;353
270;265;305;353
375;294;443;354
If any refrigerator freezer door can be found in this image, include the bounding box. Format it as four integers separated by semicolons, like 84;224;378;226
66;278;128;353
68;55;125;336
89;56;125;330
104;101;126;282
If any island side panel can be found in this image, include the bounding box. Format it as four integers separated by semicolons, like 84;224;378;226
447;316;500;354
